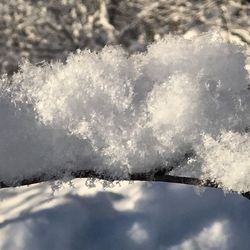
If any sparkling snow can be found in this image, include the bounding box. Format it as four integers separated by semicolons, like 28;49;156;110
0;32;249;192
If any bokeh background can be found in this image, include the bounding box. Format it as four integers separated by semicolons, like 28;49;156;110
1;0;249;75
0;1;250;250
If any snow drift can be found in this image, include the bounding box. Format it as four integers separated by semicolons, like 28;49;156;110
0;32;249;192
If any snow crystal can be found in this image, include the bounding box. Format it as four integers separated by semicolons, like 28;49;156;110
0;32;249;192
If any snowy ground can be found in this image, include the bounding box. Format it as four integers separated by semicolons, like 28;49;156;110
1;180;250;250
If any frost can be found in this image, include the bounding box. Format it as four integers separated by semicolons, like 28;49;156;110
0;32;249;192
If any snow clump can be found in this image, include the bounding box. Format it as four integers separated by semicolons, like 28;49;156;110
0;32;249;192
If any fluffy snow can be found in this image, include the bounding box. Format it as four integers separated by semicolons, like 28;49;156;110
0;32;249;192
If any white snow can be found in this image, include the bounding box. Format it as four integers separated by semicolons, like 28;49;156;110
169;220;230;250
127;222;149;244
0;32;249;192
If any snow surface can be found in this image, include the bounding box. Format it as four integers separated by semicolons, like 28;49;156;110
0;32;249;192
2;180;250;250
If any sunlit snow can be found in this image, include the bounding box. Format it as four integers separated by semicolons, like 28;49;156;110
0;32;249;192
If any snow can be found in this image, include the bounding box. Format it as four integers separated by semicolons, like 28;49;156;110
0;31;249;192
1;179;249;250
169;220;230;250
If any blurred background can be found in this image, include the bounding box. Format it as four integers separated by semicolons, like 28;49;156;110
0;1;250;250
0;0;249;75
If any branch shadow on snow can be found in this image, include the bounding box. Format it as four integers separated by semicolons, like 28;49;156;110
1;182;250;250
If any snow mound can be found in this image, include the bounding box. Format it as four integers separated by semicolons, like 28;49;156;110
0;32;249;192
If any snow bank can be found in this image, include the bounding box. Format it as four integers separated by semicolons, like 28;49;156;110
0;32;249;192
